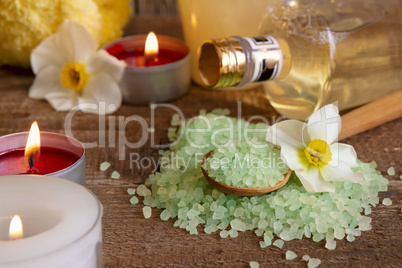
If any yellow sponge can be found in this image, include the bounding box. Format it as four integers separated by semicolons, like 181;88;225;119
0;0;131;67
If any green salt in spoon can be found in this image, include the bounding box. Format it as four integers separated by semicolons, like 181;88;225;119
201;149;292;196
201;90;402;196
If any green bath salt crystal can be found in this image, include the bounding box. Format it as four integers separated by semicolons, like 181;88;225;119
100;161;111;171
249;261;259;268
302;255;311;261
134;109;389;251
130;196;139;205
387;167;395;176
143;206;152;219
346;233;355;242
171;113;182;126
220;230;230;238
285;250;297;260
202;138;288;188
137;184;151;196
325;240;336;250
160;210;171;221
382;198;392;206
308;258;321;268
127;188;136;195
111;171;120;179
273;239;284;249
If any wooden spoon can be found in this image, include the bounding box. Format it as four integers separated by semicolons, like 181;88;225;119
201;90;402;196
201;150;292;196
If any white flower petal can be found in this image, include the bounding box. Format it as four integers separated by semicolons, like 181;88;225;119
44;91;78;111
86;50;125;82
31;36;67;74
29;61;77;111
296;168;336;193
266;120;309;148
307;104;341;144
320;143;363;183
329;143;359;168
320;162;363;183
79;73;122;114
31;20;97;74
280;144;306;171
57;20;98;63
28;66;63;99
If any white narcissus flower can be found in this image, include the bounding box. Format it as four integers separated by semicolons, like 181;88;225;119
29;20;124;114
266;104;363;193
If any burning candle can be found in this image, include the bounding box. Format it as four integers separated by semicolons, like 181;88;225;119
144;31;158;66
25;122;40;169
110;32;186;68
0;122;85;185
104;32;191;104
0;175;102;268
8;215;23;241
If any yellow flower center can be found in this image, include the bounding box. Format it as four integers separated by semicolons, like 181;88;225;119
60;62;89;92
304;139;332;166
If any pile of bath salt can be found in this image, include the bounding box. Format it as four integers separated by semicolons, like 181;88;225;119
132;109;389;250
202;139;288;188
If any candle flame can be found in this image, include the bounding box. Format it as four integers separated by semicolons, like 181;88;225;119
9;215;23;240
25;122;40;166
145;32;158;60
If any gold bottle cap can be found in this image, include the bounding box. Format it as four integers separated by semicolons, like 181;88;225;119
198;38;246;88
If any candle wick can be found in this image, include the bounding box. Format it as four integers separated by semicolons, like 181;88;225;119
145;55;157;66
145;57;152;66
27;150;39;169
28;154;34;169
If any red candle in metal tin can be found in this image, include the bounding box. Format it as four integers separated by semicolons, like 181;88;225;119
106;32;187;67
0;147;80;175
0;122;80;175
109;48;187;67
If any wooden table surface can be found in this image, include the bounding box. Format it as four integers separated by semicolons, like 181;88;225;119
0;15;401;268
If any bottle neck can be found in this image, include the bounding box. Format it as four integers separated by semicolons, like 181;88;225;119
198;35;283;88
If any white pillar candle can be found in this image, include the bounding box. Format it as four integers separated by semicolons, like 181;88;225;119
0;175;102;268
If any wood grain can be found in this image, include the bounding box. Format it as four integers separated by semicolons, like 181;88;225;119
0;16;401;268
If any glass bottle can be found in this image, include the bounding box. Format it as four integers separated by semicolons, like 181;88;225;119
177;0;278;90
198;0;402;120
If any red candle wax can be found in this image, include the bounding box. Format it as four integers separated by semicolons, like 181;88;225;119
106;44;187;67
0;147;80;175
